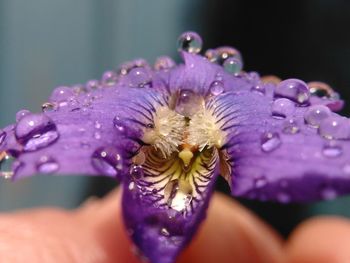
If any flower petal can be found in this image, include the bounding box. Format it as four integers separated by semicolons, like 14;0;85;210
209;80;350;203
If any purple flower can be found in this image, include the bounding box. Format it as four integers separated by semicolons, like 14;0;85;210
0;31;349;263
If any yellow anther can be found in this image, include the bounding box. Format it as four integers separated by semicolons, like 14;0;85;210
178;148;194;167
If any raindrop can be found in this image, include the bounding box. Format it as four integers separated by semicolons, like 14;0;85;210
160;228;170;237
212;46;242;66
0;152;14;179
322;141;342;158
275;79;310;104
41;102;57;112
91;147;123;177
128;67;152;88
304;105;331;128
272;98;295;119
209;81;224;96
36;156;59;174
16;110;31;122
86;79;100;90
308;81;334;99
154;56;176;71
261;132;281;152
15;114;59;152
177;31;202;54
283;119;299;134
0;130;6;146
130;164;144;179
164;179;193;212
319;116;349;140
50;86;74;102
175;89;204;117
223;57;243;74
321;187;337;200
101;71;118;86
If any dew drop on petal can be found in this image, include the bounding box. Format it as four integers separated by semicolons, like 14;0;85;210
319;116;349;140
321;187;337;200
128;67;152;88
86;79;100;90
177;31;202;54
204;49;218;62
113;115;126;134
50;86;74;102
128;181;136;191
16;110;31;122
91;147;123;177
160;228;170;237
175;89;204;117
213;46;242;66
308;81;334;99
322;141;342;158
272;98;295;119
36;156;59;174
275;79;310;104
94;131;101;140
251;83;266;95
15;114;59;152
261;132;281;152
154;56;176;71
304;105;331;128
0;152;15;179
164;179;193;212
130;164;144;179
101;71;118;86
283;119;300;134
209;81;224;96
254;176;267;188
41;102;57;113
223;57;243;74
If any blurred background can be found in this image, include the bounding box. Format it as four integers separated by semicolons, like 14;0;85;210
1;0;350;237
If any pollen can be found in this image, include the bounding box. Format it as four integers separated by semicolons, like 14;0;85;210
187;108;227;151
142;106;186;157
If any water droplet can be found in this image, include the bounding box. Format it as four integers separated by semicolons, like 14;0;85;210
277;192;291;203
113;116;126;134
308;81;334;98
175;89;204;117
319;116;349;140
36;156;59;174
16;110;31;122
94;131;101;140
272;98;295;119
101;71;118;86
15;114;59;152
154;56;176;71
254;177;267;188
130;164;144;179
275;79;310;104
283;119;299;134
128;181;135;191
322;141;342;158
72;84;87;94
212;46;242;66
94;121;102;129
304;105;331;128
0;131;6;146
160;228;170;236
251;83;266;94
261;132;281;152
86;79;100;90
91;147;123;177
128;67;152;88
204;49;218;62
164;179;193;212
321;187;337;200
0;152;14;179
209;81;224;96
177;31;202;54
41;102;57;112
223;57;243;74
50;86;74;102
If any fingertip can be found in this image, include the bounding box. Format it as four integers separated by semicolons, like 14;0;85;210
286;216;350;263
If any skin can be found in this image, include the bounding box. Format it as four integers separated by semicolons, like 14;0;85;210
0;190;349;263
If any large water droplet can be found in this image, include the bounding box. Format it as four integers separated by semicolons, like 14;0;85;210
272;98;295;119
322;141;342;158
15;114;59;152
223;57;243;74
41;102;57;113
130;164;144;179
209;81;224;96
261;132;281;152
305;105;332;128
164;179;193;212
175;89;204;117
50;86;74;102
154;56;176;71
128;67;152;88
91;147;123;177
177;32;202;54
16;110;31;122
36;156;59;174
321;187;337;200
319;116;349;140
308;81;334;99
212;46;242;66
101;71;118;86
275;79;310;104
0;152;14;179
0;130;6;147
